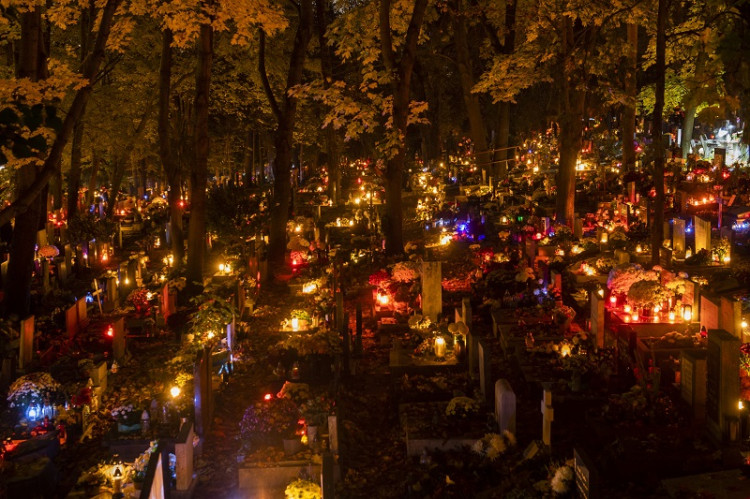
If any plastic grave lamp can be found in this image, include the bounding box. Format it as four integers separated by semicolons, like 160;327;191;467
170;386;180;398
291;317;300;331
264;393;273;401
609;295;617;306
668;311;676;322
377;292;390;305
106;325;114;338
631;312;640;322
682;305;692;322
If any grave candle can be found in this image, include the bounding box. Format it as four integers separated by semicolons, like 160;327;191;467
291;317;300;331
434;337;446;358
682;305;692;322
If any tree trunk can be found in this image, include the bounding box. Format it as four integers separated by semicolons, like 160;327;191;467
67;113;85;216
186;6;213;286
316;0;340;205
158;29;184;267
496;101;511;176
242;130;253;183
622;23;638;169
86;151;100;206
5;9;45;318
556;112;583;225
681;103;697;159
454;2;489;175
261;0;314;272
380;0;429;255
651;0;667;266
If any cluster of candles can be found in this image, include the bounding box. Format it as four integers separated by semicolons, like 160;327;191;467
610;295;692;324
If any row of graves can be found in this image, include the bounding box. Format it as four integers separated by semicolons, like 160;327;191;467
318;148;750;496
0;216;250;498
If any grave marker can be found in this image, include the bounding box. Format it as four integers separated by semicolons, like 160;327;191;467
681;350;707;420
541;387;554;447
574;448;597;499
66;304;78;339
719;296;742;340
113;317;126;363
77;297;88;327
461;297;472;330
328;414;338;454
421;262;442;322
477;339;492;403
694;216;711;253
706;329;740;443
467;331;478;379
494;379;516;434
590;293;605;348
91;361;107;392
19;316;34;370
700;295;720;330
673;218;686;258
175;421;196;492
614;249;630;265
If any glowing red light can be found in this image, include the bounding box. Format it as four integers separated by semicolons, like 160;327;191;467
106;325;114;338
178;201;185;208
264;393;273;401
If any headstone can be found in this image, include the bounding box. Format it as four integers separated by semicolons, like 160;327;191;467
113;317;126;363
91;361;107;392
36;229;47;247
42;259;50;294
700;295;720;330
327;414;338;454
574;448;597;499
720;296;742;340
477;339;492;403
494;379;516;434
175;422;196;491
461;297;472;330
105;276;118;312
694;216;711;253
681;350;707;420
673;218;686;258
573;218;583;239
467;331;478;379
321;451;335;499
706;329;740;443
77;297;88;327
683;280;698;316
541;387;554;447
590;293;605;348
421;262;442;322
19;316;34;369
66;304;78;339
614;249;630;265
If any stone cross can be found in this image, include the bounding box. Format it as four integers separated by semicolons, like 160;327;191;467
91;280;103;315
541;387;554;447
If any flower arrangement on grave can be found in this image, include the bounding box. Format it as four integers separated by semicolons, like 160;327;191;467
552;305;576;327
187;290;237;348
606;264;654;296
548;460;575;495
594;256;617;274
685;248;711;266
391;261;420;283
663;271;688;296
276;328;342;357
471;431;516;461
277;382;311;403
712;237;731;263
515;266;535;283
408;315;432;331
128;288;152;316
110;403;141;426
551;224;574;242
76;463;109;491
649;331;706;349
285;478;321;499
445;396;480;419
133;441;158;486
168;277;186;293
742;343;750;376
300;394;333;427
602;385;680;426
7;372;61;411
368;270;391;288
626;280;673;310
240;396;300;441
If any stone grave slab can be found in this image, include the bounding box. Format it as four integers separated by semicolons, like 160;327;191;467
701;295;720;330
681;350;707;420
720;296;742;339
494;379;516;434
694;216;711;253
421;262;442;322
